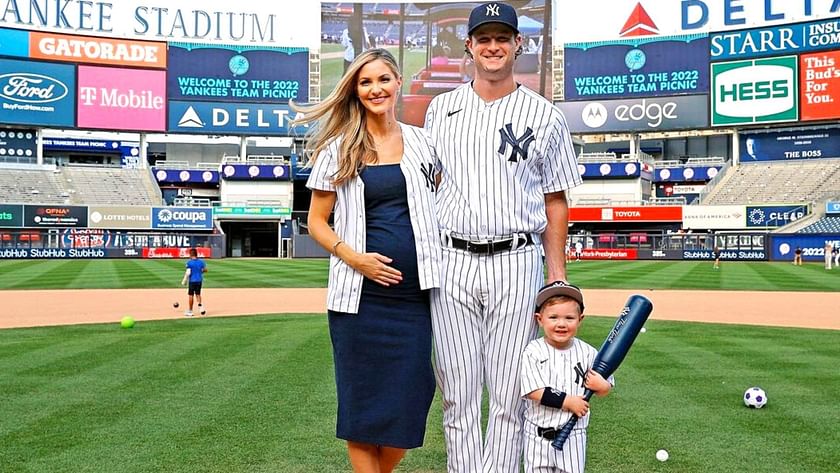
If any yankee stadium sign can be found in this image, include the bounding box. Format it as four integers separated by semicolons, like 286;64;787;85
0;0;319;47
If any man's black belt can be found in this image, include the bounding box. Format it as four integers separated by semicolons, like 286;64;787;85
449;234;534;255
536;426;559;440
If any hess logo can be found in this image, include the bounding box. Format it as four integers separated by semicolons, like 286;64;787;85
715;64;793;117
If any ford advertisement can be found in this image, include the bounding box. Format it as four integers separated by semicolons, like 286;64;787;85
0;58;75;127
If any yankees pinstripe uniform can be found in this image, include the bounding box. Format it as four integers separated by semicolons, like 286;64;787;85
306;123;441;313
520;338;613;473
425;80;582;473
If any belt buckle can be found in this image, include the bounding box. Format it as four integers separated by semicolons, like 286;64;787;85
539;427;557;440
466;240;491;255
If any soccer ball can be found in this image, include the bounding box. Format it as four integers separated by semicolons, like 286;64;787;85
743;387;767;408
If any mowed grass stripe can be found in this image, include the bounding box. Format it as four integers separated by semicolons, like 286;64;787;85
114;259;177;288
1;316;335;472
63;319;324;473
1;315;838;472
1;259;837;291
747;261;837;291
1;321;244;440
580;319;839;472
0;260;80;289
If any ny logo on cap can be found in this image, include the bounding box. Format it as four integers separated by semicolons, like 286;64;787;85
486;3;500;16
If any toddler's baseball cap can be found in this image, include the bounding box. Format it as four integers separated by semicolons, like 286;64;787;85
468;2;519;36
536;281;585;312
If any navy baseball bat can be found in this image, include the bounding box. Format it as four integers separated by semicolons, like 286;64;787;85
551;294;653;451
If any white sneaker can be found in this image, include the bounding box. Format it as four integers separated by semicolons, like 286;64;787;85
185;310;193;317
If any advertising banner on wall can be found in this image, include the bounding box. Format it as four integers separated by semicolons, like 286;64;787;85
0;204;23;227
167;44;308;103
682;248;767;261
168;100;307;135
711;55;798;126
714;232;767;252
153;169;220;184
220;164;291;180
0;129;36;159
800;49;840;121
23;205;88;228
740;128;840;161
77;65;166;131
557;94;708;133
28;31;167;68
578;162;645;179
0;248;110;259
770;234;840;262
570;206;682;222
682;204;745;229
151;207;213;230
553;0;840;43
655;166;721;182
88;206;152;229
213;206;292;219
745;205;809;228
564;35;709;101
710;16;840;61
0;27;29;58
0;58;75;127
827;201;840;214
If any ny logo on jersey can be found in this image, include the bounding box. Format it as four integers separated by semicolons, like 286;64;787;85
498;123;535;163
420;162;436;192
486;3;500;16
573;362;587;388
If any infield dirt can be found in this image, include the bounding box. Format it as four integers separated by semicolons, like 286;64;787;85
6;288;838;330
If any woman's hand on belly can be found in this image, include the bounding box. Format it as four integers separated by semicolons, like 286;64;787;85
349;252;404;286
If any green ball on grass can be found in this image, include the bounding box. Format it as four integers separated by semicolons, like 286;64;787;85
120;316;135;329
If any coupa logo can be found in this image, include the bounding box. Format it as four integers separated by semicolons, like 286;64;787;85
712;56;798;125
157;209;207;223
0;73;68;103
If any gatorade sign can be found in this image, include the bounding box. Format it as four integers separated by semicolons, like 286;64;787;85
711;56;798;125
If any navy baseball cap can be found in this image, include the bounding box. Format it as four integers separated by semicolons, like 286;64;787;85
536;281;585;312
468;2;519;36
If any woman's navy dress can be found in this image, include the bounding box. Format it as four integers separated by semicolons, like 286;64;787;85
327;163;436;449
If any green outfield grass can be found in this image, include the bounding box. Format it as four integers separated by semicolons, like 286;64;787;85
0;314;836;472
0;258;837;291
0;259;328;290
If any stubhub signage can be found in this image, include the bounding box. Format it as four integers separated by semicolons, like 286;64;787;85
168;100;308;136
151;207;212;230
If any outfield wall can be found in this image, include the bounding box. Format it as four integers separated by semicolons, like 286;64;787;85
0;229;224;259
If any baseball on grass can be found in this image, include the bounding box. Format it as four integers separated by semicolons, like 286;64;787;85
120;316;135;329
173;301;180;308
656;449;669;462
640;327;647;333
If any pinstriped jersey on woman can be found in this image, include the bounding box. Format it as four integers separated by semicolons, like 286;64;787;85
306;122;441;313
424;82;582;238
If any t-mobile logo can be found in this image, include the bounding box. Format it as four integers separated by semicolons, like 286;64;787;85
79;86;97;105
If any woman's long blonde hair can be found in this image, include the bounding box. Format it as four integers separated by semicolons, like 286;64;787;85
291;48;401;186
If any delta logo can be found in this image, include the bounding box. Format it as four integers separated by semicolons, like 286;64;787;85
619;2;659;37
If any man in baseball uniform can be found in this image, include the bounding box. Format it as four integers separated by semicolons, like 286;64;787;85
521;282;613;473
424;3;582;471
